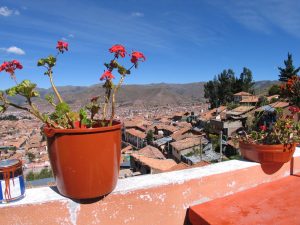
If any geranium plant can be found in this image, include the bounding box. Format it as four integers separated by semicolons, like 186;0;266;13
280;75;300;106
239;106;300;145
0;41;145;129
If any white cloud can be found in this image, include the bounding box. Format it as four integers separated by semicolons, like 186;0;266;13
1;46;26;55
68;34;74;38
131;12;144;17
0;6;20;17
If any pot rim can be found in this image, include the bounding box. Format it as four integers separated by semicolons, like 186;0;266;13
43;120;122;137
239;141;296;148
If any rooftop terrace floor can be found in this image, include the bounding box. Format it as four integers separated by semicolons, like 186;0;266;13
189;173;300;225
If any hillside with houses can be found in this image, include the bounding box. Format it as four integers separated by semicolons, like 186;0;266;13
119;89;297;178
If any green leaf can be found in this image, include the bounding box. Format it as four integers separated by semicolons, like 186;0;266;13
79;108;91;127
0;105;7;113
45;94;55;104
13;80;39;98
37;59;46;66
117;66;127;75
47;55;56;67
6;87;17;96
55;102;71;116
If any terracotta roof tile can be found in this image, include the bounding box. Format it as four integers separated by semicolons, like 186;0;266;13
269;101;289;108
136;145;165;159
131;154;177;172
170;136;204;151
240;96;259;103
126;129;146;139
227;106;255;116
233;92;252;96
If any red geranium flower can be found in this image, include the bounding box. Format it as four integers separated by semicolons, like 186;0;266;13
289;106;300;114
286;124;292;129
130;51;146;64
56;40;69;53
259;125;267;131
0;60;23;74
100;70;115;81
109;44;126;58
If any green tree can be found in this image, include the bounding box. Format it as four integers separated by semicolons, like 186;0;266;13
278;53;300;82
146;130;154;144
204;68;254;108
27;152;35;162
238;67;254;93
257;96;269;107
204;77;219;108
268;84;281;96
217;69;237;104
26;171;35;181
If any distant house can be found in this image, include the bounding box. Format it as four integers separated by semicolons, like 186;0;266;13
170;136;208;162
226;106;255;120
266;95;279;102
233;92;253;103
124;128;146;149
239;96;259;106
135;145;166;159
165;161;210;172
209;119;243;136
170;112;190;122
153;124;179;137
198;106;227;127
152;137;173;155
130;153;177;174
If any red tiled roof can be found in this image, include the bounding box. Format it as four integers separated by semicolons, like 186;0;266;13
131;153;177;171
121;145;133;154
269;101;289;108
126;129;146;139
199;106;227;121
154;124;179;133
233;91;252;96
137;145;165;159
266;95;279;101
240;96;259;103
227;106;255;115
171;127;192;141
170;136;203;151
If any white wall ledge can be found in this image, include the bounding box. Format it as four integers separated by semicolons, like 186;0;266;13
1;148;299;208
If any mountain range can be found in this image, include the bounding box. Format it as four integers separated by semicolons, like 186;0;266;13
7;80;278;109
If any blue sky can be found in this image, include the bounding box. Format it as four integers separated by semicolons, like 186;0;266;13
1;0;300;89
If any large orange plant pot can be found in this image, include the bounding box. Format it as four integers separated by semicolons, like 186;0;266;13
239;142;296;164
44;121;121;199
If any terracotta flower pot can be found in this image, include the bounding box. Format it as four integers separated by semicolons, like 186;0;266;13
44;121;121;199
239;141;296;164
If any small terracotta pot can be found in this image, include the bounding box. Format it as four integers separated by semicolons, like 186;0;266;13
239;141;296;164
44;121;121;199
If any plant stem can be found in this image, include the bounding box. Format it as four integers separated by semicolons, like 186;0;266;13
11;73;18;85
48;69;74;128
49;70;63;103
109;75;125;126
102;95;109;123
